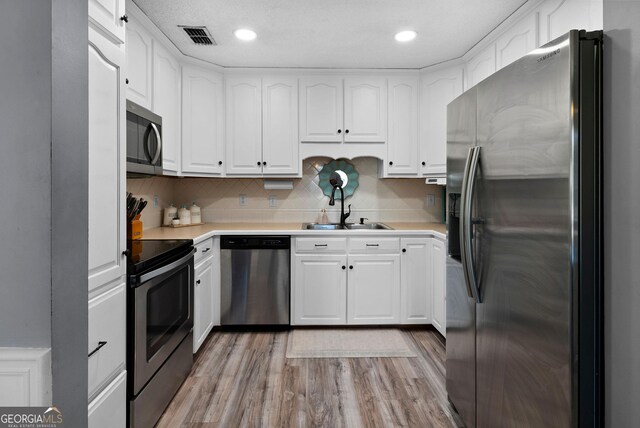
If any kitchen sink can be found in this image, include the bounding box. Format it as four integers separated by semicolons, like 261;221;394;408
302;222;393;230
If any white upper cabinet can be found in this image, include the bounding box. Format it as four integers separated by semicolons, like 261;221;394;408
89;0;126;43
299;77;344;143
181;65;224;175
152;42;181;175
88;27;125;291
538;0;603;45
386;76;419;175
125;18;152;109
262;78;299;175
225;77;262;175
465;44;496;89
420;65;464;176
496;14;539;70
343;78;387;143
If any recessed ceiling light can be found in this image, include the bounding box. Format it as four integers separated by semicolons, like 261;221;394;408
234;28;257;41
395;30;417;42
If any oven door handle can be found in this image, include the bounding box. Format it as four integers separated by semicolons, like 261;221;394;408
138;248;196;284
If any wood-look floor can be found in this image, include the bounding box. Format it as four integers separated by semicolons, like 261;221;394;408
156;328;464;428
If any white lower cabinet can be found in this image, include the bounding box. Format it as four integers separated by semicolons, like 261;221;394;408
88;371;126;428
194;257;215;353
431;238;447;336
400;238;431;324
347;254;400;324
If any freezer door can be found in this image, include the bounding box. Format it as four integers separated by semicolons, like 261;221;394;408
474;32;575;427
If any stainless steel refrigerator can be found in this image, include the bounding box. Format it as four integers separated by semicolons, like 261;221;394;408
446;30;603;428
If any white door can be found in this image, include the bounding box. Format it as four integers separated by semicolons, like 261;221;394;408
293;255;347;325
181;65;224;175
420;65;464;176
431;238;446;336
89;0;125;43
152;41;181;174
225;77;263;175
400;238;431;324
465;44;496;89
344;77;387;143
262;78;299;175
299;77;344;143
194;260;214;353
124;19;152;109
496;14;538;70
88;28;125;292
347;254;400;324
387;76;419;175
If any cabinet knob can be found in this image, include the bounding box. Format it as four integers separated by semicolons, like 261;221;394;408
263;161;267;166
389;161;393;166
218;161;223;166
125;78;129;85
196;279;201;285
120;15;129;23
349;265;353;270
422;161;426;166
402;248;407;253
345;129;350;134
122;249;130;257
337;129;342;134
342;265;346;270
257;161;262;166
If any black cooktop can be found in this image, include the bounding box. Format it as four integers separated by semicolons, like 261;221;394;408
127;239;193;275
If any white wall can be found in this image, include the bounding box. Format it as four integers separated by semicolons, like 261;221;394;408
603;1;640;425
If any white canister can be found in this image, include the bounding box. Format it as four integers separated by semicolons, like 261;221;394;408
163;204;178;226
190;202;202;224
178;205;191;225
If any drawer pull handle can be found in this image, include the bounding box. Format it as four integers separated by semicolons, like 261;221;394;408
314;244;328;247
201;248;211;253
88;341;108;358
366;244;379;247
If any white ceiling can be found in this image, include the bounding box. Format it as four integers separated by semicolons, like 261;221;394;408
133;0;529;69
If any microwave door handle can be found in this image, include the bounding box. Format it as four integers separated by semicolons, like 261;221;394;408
138;248;195;284
149;123;162;166
462;146;482;303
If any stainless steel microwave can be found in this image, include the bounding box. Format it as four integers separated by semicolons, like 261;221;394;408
126;100;163;176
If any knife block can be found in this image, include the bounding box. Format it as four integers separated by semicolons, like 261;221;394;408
128;215;143;240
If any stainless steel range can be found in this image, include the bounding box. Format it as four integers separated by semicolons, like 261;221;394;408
126;239;195;428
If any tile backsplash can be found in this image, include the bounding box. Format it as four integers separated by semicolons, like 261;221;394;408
127;157;444;230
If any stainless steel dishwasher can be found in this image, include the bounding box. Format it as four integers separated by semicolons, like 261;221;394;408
220;236;290;325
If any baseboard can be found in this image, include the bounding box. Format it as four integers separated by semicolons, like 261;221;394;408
0;348;52;406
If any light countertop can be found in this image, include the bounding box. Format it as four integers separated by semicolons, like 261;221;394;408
141;222;447;243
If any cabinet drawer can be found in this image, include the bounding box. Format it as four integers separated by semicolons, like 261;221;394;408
88;371;126;428
194;238;214;263
88;284;126;400
295;237;347;253
348;237;400;253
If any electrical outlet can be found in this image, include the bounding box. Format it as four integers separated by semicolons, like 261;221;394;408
426;194;435;207
239;194;247;206
153;195;159;208
269;195;277;208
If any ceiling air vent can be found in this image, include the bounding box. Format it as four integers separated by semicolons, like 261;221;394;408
179;26;216;45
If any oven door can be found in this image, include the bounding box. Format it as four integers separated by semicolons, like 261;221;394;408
131;248;194;396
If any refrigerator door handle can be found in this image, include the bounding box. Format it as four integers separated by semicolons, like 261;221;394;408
460;146;482;303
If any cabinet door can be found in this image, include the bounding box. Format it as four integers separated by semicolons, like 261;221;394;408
420;65;464;176
344;78;387;143
293;255;347;325
181;65;224;175
347;254;400;324
431;238;446;336
299;77;343;143
194;260;214;353
88;371;126;428
152;42;181;174
496;14;538;70
400;238;431;324
88;28;126;291
125;19;152;109
225;77;262;175
262;78;299;175
465;44;496;89
538;0;603;45
89;0;125;44
387;76;419;175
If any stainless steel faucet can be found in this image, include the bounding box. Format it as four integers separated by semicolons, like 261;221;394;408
328;172;351;227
